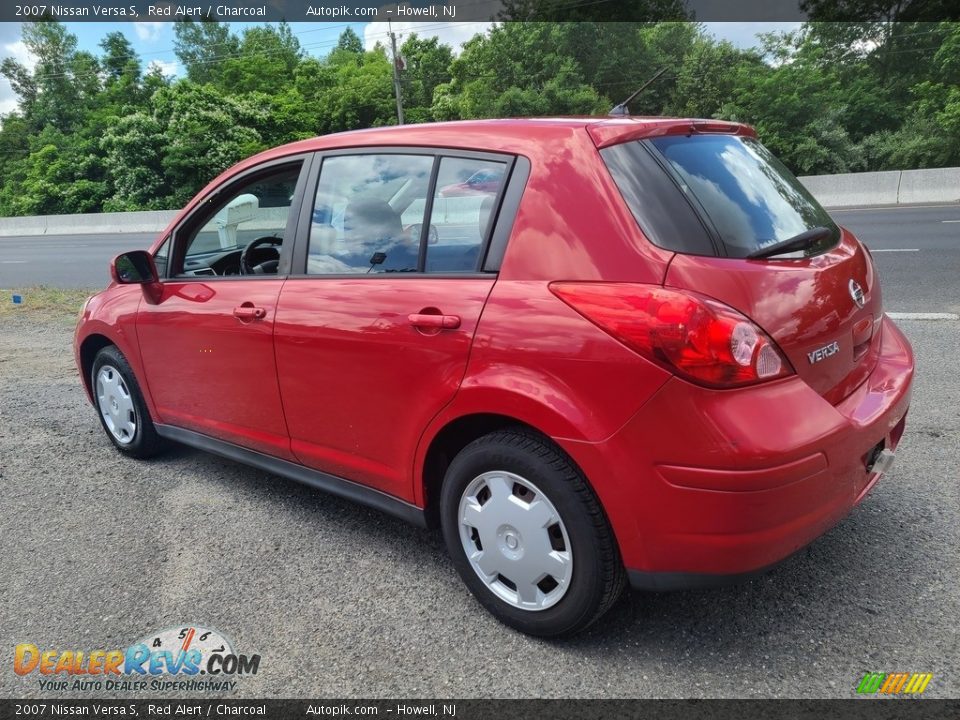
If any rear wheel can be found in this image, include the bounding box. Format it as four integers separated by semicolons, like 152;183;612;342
440;429;625;637
91;345;165;459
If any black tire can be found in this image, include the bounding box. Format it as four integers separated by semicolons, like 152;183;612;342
440;428;626;637
90;345;166;459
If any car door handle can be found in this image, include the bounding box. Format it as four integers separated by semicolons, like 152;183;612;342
408;313;461;329
233;305;266;320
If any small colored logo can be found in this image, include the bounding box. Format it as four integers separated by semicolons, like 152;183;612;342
14;625;260;693
857;672;933;695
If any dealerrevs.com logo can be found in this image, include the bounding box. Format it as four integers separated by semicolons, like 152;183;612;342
14;625;260;693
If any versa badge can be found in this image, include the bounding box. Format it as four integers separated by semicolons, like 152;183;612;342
808;341;840;364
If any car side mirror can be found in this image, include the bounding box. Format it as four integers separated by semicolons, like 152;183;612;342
112;250;158;284
111;250;162;302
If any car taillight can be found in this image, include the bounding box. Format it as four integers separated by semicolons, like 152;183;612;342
549;282;794;388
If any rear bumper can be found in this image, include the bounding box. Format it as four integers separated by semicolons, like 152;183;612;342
557;314;914;587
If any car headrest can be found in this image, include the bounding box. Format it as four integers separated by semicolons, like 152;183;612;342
479;195;497;237
343;198;402;247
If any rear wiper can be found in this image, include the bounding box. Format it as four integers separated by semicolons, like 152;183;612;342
746;226;834;259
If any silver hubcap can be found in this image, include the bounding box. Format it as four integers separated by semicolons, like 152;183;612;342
458;471;573;611
95;365;136;444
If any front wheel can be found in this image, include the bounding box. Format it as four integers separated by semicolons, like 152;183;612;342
440;429;625;637
91;345;165;459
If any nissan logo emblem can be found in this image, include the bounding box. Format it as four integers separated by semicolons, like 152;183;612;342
849;279;866;308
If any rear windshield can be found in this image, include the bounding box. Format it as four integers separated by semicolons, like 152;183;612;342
604;134;838;258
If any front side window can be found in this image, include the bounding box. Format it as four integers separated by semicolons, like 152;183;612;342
153;237;170;278
175;164;302;277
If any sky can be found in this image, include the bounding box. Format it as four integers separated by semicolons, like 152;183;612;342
0;21;802;115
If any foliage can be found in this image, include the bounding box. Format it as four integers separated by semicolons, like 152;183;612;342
1;20;959;216
0;285;96;322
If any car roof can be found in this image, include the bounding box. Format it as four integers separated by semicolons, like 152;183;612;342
238;117;757;169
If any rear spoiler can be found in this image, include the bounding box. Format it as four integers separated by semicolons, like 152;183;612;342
587;119;756;149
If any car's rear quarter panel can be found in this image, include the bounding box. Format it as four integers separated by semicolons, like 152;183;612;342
414;125;679;551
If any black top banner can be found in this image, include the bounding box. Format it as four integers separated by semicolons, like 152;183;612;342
1;700;959;720
3;0;960;24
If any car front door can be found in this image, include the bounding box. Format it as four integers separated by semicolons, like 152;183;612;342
136;157;310;460
274;151;514;500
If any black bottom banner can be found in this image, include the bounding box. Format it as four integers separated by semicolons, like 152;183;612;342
1;700;959;720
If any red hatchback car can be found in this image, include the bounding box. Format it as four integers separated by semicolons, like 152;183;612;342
75;118;914;637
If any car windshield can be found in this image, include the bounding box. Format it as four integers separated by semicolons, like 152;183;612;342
648;134;838;258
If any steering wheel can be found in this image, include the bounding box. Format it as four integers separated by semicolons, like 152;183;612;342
240;236;282;275
407;223;440;245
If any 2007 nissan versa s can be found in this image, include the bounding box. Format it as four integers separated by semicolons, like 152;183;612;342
76;117;914;637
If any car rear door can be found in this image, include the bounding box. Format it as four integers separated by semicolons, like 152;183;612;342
274;150;519;500
602;133;882;405
136;156;311;459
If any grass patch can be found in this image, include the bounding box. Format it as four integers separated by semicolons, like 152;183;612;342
0;286;98;321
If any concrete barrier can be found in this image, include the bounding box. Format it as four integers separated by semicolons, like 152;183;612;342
798;167;960;208
798;170;902;208
897;167;960;205
0;210;177;237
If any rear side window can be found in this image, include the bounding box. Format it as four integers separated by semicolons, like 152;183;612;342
426;157;506;272
603;135;838;258
601;142;715;255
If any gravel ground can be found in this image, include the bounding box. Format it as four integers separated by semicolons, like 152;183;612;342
0;314;957;699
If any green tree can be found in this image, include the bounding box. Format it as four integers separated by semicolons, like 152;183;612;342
433;23;604;120
100;31;139;81
398;34;453;123
321;48;396;130
174;19;240;86
1;22;83;131
219;22;302;94
669;37;761;119
154;81;267;206
335;27;364;54
101;113;169;211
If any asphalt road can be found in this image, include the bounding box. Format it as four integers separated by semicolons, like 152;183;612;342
0;232;155;289
1;204;958;315
831;204;960;314
0;315;956;699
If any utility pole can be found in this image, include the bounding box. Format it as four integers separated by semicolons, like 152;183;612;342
388;20;405;125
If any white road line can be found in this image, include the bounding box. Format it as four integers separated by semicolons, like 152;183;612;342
829;203;960;212
870;248;919;252
887;312;959;321
1;260;27;264
942;220;960;223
